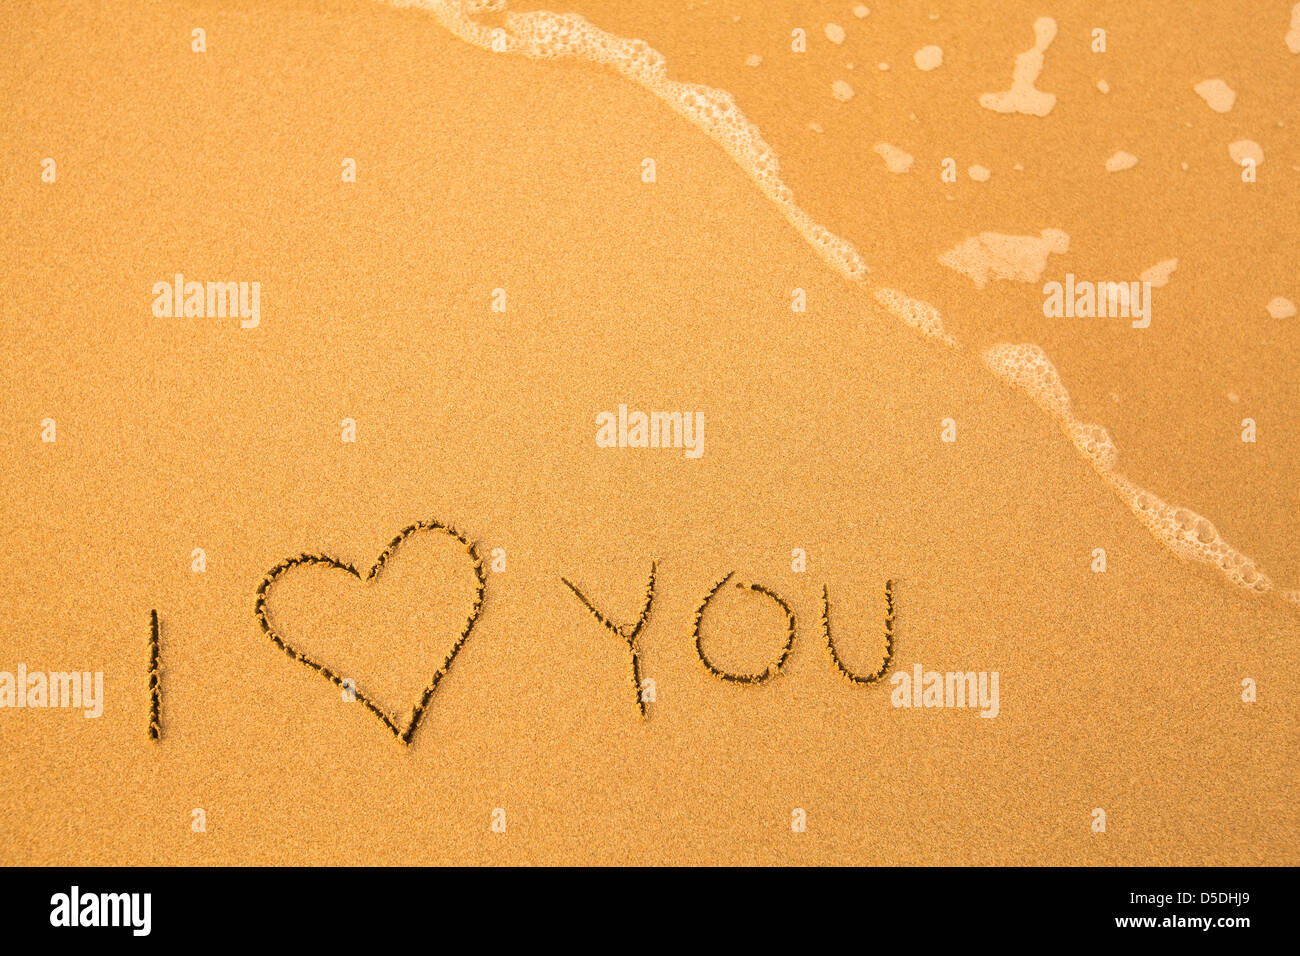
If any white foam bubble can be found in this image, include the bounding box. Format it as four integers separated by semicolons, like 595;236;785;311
1288;4;1300;53
1266;296;1296;318
968;164;991;182
979;17;1057;116
983;344;1273;595
1105;150;1138;172
825;23;846;45
1193;78;1236;113
832;79;855;101
913;46;943;71
873;142;914;173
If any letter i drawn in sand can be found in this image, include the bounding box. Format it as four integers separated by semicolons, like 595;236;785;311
147;609;162;741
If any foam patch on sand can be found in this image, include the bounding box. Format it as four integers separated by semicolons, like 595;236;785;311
939;228;1069;289
1289;4;1300;53
1229;139;1264;166
983;344;1273;595
979;17;1057;117
873;143;914;173
388;0;869;281
1141;259;1178;287
873;288;958;347
1105;150;1138;173
1266;296;1296;318
913;46;943;71
1194;79;1236;113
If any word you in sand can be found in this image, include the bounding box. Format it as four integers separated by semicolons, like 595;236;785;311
142;519;901;747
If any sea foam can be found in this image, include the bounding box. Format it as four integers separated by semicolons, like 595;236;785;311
983;344;1271;594
383;0;1289;604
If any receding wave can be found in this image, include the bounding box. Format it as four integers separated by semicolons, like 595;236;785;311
983;344;1271;594
383;0;1291;606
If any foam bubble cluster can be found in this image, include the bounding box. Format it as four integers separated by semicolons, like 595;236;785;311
983;344;1273;594
873;288;958;347
391;0;869;281
983;344;1072;418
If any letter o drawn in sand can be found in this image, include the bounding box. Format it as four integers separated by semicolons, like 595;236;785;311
253;519;486;745
692;572;798;684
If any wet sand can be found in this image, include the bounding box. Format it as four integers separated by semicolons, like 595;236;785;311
529;0;1300;586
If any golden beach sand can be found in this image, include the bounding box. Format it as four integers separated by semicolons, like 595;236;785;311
0;0;1296;864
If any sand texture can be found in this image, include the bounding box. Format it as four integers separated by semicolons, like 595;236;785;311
1;0;1296;865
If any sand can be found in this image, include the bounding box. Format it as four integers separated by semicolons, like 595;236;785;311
0;0;1296;865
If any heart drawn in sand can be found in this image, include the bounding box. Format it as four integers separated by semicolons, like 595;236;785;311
253;519;486;745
